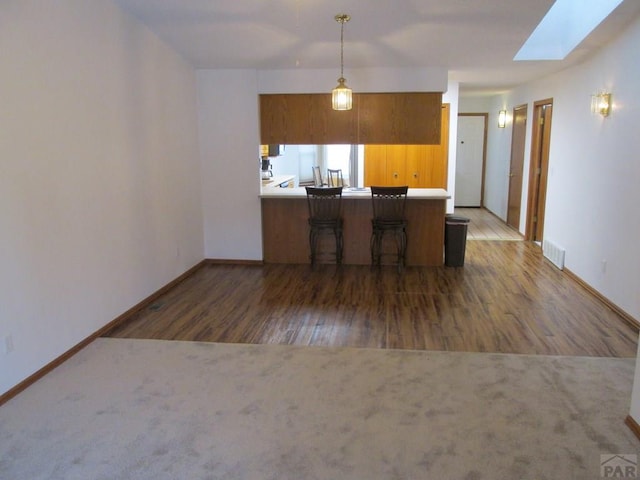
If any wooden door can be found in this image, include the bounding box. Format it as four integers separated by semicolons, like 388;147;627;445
507;105;527;229
454;114;486;206
526;100;553;241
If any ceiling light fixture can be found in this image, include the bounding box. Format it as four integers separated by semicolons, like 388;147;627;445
332;14;352;111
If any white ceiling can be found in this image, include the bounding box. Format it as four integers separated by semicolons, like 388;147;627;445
113;0;640;95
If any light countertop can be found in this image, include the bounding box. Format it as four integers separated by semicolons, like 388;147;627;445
261;175;295;188
260;186;450;200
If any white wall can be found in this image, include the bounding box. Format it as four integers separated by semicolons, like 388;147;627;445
197;70;263;261
258;67;448;94
0;0;203;395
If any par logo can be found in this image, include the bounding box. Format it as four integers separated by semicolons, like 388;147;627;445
601;454;637;478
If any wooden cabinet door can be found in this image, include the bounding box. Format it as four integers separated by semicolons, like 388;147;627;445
358;93;442;144
364;145;387;186
260;94;357;144
426;103;449;188
363;104;450;188
261;92;441;145
405;145;427;187
385;145;408;186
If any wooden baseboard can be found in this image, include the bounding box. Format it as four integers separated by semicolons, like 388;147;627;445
564;267;640;332
626;415;640;442
206;258;264;266
0;260;207;407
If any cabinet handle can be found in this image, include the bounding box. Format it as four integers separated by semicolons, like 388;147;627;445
413;172;418;178
393;172;398;178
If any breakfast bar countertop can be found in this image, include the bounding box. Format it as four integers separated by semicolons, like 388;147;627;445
260;187;450;200
260;186;450;266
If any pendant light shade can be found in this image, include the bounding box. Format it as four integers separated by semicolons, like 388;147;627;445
332;14;352;111
332;77;352;110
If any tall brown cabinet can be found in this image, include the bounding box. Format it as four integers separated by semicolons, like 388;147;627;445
363;104;450;188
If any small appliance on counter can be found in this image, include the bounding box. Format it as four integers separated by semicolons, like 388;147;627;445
260;156;273;179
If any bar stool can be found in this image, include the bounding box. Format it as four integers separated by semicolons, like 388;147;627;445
312;166;328;187
305;186;344;265
370;186;408;269
327;168;345;187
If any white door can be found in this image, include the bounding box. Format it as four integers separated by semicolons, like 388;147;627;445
454;115;485;207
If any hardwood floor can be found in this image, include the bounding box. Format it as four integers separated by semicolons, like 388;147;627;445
106;240;637;357
455;207;523;240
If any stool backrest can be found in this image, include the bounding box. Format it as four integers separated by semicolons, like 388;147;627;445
327;169;344;187
305;186;343;221
312;166;326;187
371;186;408;222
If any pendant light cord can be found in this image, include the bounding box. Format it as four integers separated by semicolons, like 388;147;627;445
340;20;344;78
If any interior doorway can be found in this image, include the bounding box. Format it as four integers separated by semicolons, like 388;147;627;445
526;99;553;242
454;114;487;207
507;105;527;230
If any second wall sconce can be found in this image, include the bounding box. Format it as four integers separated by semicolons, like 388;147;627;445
591;91;612;117
498;110;507;128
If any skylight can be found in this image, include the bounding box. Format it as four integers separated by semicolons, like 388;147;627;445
514;0;624;60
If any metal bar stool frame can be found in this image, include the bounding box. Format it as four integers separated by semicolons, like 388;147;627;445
370;186;409;269
305;186;344;265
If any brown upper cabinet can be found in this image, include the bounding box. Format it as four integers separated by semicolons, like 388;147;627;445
260;92;442;145
364;104;450;188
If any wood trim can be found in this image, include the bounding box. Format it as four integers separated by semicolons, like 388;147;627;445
206;258;264;266
0;260;207;407
564;267;640;331
625;415;640;442
507;104;528;230
525;98;553;241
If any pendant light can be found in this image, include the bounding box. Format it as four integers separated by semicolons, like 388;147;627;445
332;14;352;111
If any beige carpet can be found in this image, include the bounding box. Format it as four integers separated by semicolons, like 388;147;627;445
0;338;638;479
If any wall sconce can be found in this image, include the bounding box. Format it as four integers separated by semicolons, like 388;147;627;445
591;91;612;117
498;110;507;128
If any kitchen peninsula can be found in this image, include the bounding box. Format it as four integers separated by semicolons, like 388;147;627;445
261;174;295;189
260;187;450;266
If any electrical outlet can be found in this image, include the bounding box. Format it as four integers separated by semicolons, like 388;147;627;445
601;259;607;274
5;335;14;354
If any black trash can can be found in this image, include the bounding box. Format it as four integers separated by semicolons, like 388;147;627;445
444;214;470;267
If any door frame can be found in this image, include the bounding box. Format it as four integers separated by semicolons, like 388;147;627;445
525;98;553;241
506;104;528;230
457;113;488;207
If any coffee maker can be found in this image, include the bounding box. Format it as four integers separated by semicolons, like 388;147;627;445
260;156;273;179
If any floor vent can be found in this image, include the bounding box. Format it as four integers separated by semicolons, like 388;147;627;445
542;239;566;270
